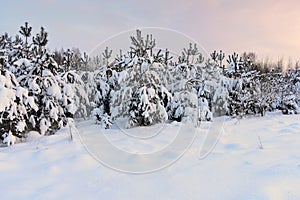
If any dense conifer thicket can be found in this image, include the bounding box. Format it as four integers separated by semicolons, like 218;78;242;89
1;24;299;145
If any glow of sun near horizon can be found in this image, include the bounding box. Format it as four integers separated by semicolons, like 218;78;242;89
1;0;300;62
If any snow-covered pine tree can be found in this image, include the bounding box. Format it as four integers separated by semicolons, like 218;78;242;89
130;29;155;58
240;70;261;115
182;43;200;65
168;48;227;122
281;68;300;114
19;22;32;58
227;55;260;116
210;50;225;73
17;27;67;135
170;62;197;93
226;52;244;74
202;56;228;118
91;46;119;129
0;32;27;76
102;47;112;67
295;67;300;107
80;52;90;71
59;48;90;119
0;33;12;68
126;62;169;127
225;53;265;117
80;70;99;117
258;69;282;114
60;70;90;119
225;54;244;117
93;71;112;129
62;49;73;72
111;58;169;127
0;69;37;145
167;80;198;122
109;30;171;128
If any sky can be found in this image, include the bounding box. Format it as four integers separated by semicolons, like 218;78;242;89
1;0;300;62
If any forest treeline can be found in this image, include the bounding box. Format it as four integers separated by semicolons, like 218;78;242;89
0;23;299;145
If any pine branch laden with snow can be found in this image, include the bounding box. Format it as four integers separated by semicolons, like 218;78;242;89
3;131;16;146
128;85;168;127
167;88;198;122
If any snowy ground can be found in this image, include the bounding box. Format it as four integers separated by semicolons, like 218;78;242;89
0;112;300;200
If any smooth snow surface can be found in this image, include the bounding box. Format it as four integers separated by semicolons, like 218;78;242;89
0;112;300;199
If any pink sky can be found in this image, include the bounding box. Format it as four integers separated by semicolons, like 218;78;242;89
1;0;300;62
